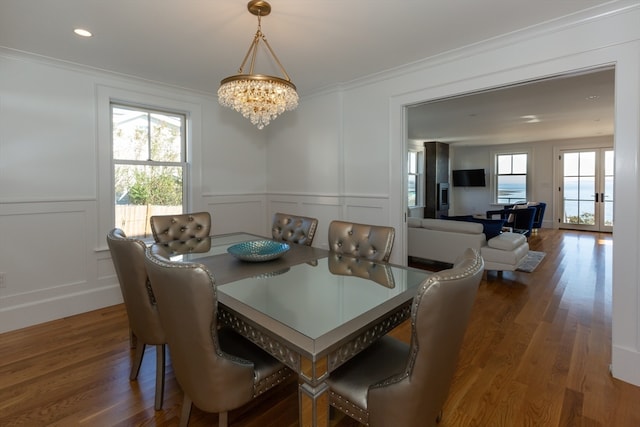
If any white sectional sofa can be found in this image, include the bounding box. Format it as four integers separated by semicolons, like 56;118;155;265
407;217;529;271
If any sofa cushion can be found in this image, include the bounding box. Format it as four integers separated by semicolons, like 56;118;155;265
487;232;527;250
420;218;483;234
481;241;529;265
407;217;422;228
442;215;505;240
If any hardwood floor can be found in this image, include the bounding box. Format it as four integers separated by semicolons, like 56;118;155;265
2;229;639;426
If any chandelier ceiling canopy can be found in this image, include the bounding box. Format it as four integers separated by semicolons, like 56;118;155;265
218;0;298;129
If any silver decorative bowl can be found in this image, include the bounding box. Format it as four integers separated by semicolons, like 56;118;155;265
227;240;290;262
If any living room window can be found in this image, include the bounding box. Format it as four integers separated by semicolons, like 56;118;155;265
408;149;424;207
495;153;528;204
112;104;187;238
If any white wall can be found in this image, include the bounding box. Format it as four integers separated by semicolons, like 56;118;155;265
267;4;640;386
264;91;345;247
0;49;267;332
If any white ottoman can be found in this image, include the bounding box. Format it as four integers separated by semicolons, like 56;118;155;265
481;232;529;271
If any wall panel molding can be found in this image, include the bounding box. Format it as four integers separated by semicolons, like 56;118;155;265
0;200;122;333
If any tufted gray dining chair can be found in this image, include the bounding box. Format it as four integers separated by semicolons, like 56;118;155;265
106;228;167;410
328;220;395;262
271;212;319;246
326;248;484;427
144;249;293;427
150;212;211;243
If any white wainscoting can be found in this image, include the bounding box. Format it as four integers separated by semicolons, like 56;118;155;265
0;194;394;333
202;193;268;237
0;200;122;333
266;193;392;253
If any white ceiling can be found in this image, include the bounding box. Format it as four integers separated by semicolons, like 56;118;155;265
407;67;615;145
0;0;622;142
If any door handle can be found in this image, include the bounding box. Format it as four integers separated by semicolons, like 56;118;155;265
595;193;599;202
601;193;605;202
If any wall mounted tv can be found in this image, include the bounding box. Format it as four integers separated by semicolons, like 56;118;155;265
452;169;486;187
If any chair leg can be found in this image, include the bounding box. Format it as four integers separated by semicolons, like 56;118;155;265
218;411;228;427
180;394;193;427
130;342;146;381
154;344;166;410
129;327;137;349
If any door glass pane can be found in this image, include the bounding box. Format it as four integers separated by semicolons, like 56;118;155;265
605;150;614;175
580;176;595;201
564;176;579;199
604;150;614;226
564;200;579;224
564;152;579;176
604;176;614;201
579;152;596;176
578;202;596;225
604;198;614;226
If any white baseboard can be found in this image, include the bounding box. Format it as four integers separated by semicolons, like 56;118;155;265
611;344;640;387
0;285;123;334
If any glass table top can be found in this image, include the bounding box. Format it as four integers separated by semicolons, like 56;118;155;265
217;255;430;340
153;232;432;355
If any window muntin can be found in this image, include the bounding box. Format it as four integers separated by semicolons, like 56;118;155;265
112;105;186;238
496;153;527;204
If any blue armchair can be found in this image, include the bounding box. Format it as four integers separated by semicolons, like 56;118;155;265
503;202;546;234
486;206;536;237
529;202;546;233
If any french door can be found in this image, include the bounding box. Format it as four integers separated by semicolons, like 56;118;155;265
559;148;614;232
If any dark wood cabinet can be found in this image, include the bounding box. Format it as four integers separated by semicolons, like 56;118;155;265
424;141;449;218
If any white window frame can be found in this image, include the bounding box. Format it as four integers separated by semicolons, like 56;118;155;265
491;149;531;204
111;103;188;237
97;85;202;249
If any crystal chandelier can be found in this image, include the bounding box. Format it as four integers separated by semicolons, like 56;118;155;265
218;0;298;129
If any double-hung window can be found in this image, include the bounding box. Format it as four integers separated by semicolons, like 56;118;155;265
496;153;528;204
408;150;424;207
112;104;187;238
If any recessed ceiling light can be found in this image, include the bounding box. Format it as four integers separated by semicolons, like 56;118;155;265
74;28;92;37
586;95;600;101
521;115;540;123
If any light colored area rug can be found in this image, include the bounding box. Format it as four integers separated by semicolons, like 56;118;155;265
517;250;546;273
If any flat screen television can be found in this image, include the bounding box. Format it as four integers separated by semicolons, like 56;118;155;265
452;169;486;187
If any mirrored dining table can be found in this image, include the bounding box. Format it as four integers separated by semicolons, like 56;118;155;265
154;232;431;427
